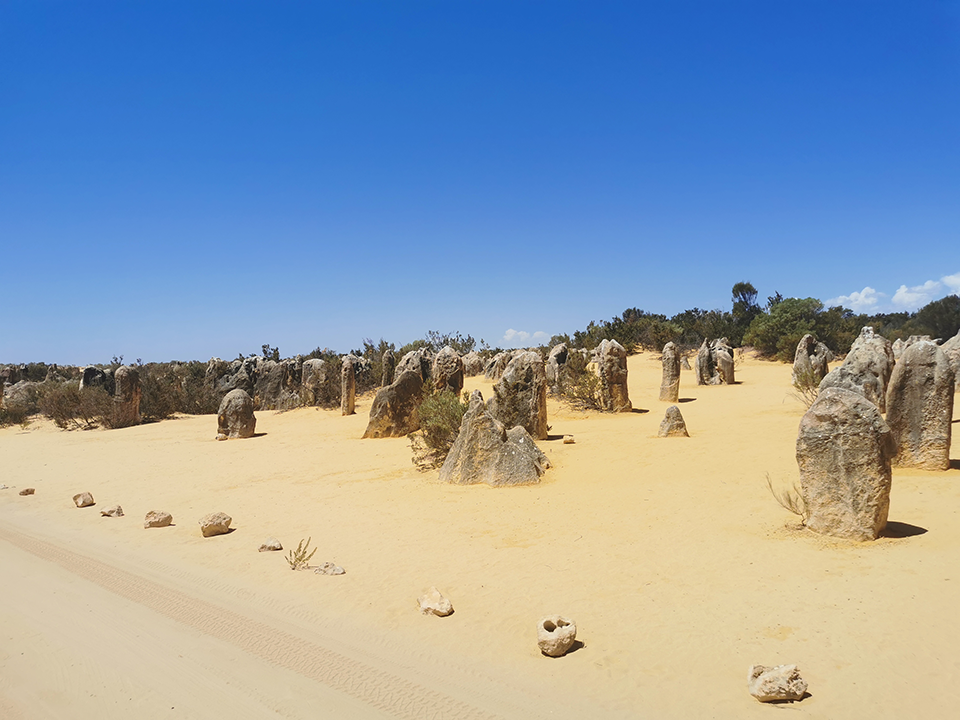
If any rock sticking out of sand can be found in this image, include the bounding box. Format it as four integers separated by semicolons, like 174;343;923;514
100;504;124;517
658;405;689;437
199;512;232;537
144;511;173;528
314;562;345;575
73;492;95;508
747;664;807;703
537;615;577;657
217;389;256;439
258;537;283;552
19;488;35;496
417;587;454;616
563;435;575;444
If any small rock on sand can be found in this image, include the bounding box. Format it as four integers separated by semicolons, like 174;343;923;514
73;492;95;508
537;615;577;657
417;587;454;616
100;505;124;517
144;511;173;528
747;664;807;702
19;488;35;496
199;512;232;537
563;435;575;444
314;562;345;575
259;537;283;552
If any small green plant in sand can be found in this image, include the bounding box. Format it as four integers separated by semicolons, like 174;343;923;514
410;382;469;471
791;367;821;409
286;537;317;570
557;350;603;411
766;474;806;520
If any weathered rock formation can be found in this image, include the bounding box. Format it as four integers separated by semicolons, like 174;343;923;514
597;339;632;412
341;354;357;416
199;512;232;537
439;391;550;486
259;538;283;552
112;365;142;428
537;616;577;657
432;346;464;395
396;348;433;383
417;587;454;617
100;505;123;517
381;349;396;387
841;326;895;411
792;334;832;387
797;387;896;541
885;339;954;470
695;338;735;385
144;510;173;528
748;664;807;703
461;351;484;377
659;342;680;402
818;365;885;410
301;358;331;406
545;343;568;393
217;389;256;439
483;351;516;381
658;405;689;437
80;366;114;394
362;370;424;438
941;329;960;388
254;357;302;410
487;351;548;439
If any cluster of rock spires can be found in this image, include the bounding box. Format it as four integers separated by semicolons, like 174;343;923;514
792;326;958;541
695;338;735;385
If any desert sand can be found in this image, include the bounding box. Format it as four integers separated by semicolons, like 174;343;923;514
2;352;959;719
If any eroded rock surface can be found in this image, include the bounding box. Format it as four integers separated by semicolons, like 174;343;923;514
362;370;424;438
487;351;548;439
217;389;256;439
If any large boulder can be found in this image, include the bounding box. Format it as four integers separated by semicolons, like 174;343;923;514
439;391;550;486
487;351;548;439
885;339;954;470
659;342;680;402
362;370;424;438
112;366;142;428
545;343;568;392
695;339;734;386
941;329;960;388
797;387;896;541
842;327;895;411
792;334;832;387
396;348;433;383
597;339;631;411
432;346;465;395
301;358;332;406
254;357;302;410
217;389;256;439
483;351;516;381
461;351;485;377
658;405;688;437
341;354;357;416
818;365;885;409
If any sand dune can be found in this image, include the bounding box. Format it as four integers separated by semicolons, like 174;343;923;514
2;352;958;718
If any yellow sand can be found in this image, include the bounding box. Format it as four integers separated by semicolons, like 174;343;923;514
1;353;958;719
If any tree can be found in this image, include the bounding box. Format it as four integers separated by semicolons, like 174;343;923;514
743;297;824;361
913;295;960;340
731;281;762;345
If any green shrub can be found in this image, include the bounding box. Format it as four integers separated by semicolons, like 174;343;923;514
557;351;602;411
39;381;114;430
410;384;469;471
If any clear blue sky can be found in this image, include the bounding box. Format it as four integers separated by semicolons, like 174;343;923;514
2;1;958;364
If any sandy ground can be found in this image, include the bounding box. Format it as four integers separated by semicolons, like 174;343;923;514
1;352;959;719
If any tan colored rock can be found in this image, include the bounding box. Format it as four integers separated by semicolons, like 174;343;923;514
73;492;95;508
341;354;357;416
598;339;631;411
396;348;433;383
563;435;575;444
258;537;282;552
818;365;885;409
842;326;895;411
748;664;807;703
440;391;550;487
314;562;345;575
217;388;256;439
797;387;896;541
112;366;142;428
792;334;832;386
487;351;548;439
380;349;396;386
144;510;173;528
362;370;424;438
199;511;232;537
100;504;123;517
432;346;465;395
417;587;454;616
658;406;689;437
695;338;734;385
537;615;577;657
462;351;484;377
19;488;35;496
659;342;680;402
885;339;954;470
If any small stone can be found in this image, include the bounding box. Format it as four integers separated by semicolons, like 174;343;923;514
418;587;454;616
537;615;577;657
563;435;575;444
199;512;232;537
0;484;8;490
144;510;173;528
314;562;345;575
19;488;35;496
658;406;689;437
748;664;808;703
216;433;228;441
259;537;283;552
100;505;124;517
73;492;95;508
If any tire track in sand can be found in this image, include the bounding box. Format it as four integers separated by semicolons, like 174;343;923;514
0;525;499;720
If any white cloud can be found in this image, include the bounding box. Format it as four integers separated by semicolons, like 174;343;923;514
503;329;549;346
941;272;960;295
892;280;942;309
826;286;883;311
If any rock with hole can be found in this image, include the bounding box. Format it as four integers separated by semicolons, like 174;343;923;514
537;616;577;657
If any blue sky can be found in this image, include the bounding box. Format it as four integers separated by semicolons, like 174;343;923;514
2;1;958;364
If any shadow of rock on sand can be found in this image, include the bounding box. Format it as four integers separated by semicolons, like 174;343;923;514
630;408;649;414
677;398;697;403
881;522;927;539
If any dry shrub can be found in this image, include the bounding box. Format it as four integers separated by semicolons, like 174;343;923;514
558;351;602;411
39;381;115;430
410;383;469;471
791;367;821;409
766;474;807;520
